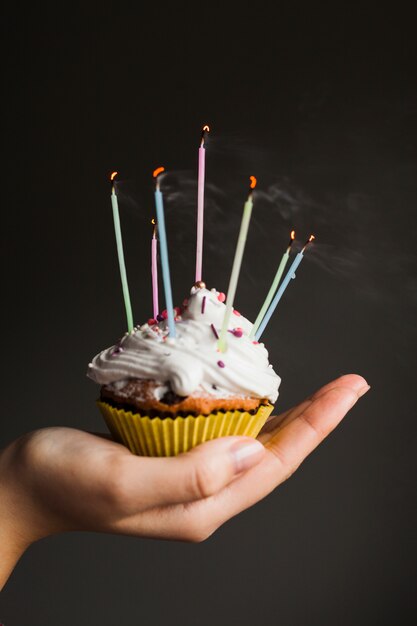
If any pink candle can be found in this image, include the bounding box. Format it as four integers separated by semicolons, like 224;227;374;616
151;219;159;319
195;124;210;282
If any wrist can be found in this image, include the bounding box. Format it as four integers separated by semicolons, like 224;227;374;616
0;508;30;589
0;435;51;588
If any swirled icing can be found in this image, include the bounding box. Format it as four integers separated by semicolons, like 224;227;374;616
87;287;280;403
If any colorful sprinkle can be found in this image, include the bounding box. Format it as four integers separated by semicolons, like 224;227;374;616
233;328;243;337
233;309;241;316
111;346;124;356
148;318;157;326
217;292;226;302
210;323;219;339
201;296;206;314
217;360;225;368
252;340;259;345
156;314;164;322
161;309;168;319
174;306;182;315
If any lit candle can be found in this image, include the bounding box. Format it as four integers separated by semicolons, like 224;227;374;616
218;176;257;352
151;218;159;320
195;124;210;282
250;230;296;338
153;167;176;338
110;172;134;332
255;235;315;341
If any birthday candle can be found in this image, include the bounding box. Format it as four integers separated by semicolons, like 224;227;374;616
195;125;210;282
255;235;315;341
153;167;176;338
151;218;159;320
218;176;257;352
110;172;134;332
250;230;295;338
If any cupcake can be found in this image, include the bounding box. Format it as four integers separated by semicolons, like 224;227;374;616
87;285;280;456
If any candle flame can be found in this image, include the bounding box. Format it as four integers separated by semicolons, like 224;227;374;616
291;230;296;240
153;166;165;179
151;218;157;237
202;124;210;132
110;171;118;193
249;175;257;189
151;218;156;224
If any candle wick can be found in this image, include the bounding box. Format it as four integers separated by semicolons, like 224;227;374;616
110;171;118;195
301;234;315;254
152;166;165;192
152;219;157;238
200;124;210;147
287;230;296;253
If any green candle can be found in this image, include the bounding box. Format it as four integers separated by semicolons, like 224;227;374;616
218;176;257;352
110;172;134;332
249;230;295;338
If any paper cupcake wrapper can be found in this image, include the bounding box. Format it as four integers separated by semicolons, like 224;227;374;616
97;401;274;457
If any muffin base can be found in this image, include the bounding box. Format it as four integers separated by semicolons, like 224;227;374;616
97;400;274;456
100;379;264;415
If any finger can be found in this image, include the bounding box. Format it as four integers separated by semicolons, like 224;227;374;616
264;375;369;470
259;374;370;444
111;436;266;514
86;431;115;440
258;401;310;443
227;375;369;515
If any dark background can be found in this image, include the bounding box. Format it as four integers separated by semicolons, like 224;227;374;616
1;3;416;625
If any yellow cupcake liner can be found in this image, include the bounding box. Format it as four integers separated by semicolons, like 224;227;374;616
97;401;274;456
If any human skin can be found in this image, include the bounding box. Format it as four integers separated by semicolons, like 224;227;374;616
0;374;369;589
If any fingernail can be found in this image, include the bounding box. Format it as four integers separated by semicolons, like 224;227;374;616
358;384;371;398
231;439;265;473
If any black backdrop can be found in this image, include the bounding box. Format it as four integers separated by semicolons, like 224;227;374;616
1;3;416;625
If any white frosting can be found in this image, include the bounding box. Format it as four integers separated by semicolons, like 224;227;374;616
87;287;280;403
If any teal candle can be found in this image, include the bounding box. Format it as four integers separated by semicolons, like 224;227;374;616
153;168;176;338
250;231;295;338
255;235;315;341
110;173;134;332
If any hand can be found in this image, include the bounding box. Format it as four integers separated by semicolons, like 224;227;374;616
0;374;369;588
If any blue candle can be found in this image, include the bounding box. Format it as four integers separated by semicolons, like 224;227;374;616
153;167;176;338
255;235;315;341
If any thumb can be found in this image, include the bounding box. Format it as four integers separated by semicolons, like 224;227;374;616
122;436;266;509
